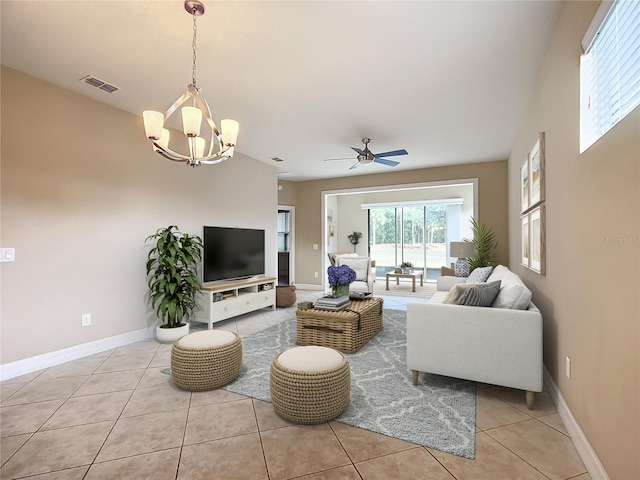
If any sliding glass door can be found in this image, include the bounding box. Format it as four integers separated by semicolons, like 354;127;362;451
368;203;449;281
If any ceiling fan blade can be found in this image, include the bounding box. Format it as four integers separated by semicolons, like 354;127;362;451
374;157;400;167
323;157;353;162
348;161;361;170
374;149;408;158
351;147;365;155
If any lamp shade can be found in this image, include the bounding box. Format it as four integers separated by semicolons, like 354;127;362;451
158;128;170;149
450;241;474;258
182;106;203;137
221;119;239;146
143;110;164;139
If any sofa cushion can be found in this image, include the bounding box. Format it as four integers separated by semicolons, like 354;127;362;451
328;252;357;266
458;281;501;307
467;266;493;283
441;282;484;304
487;265;533;310
336;256;369;282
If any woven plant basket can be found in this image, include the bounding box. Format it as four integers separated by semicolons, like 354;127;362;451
171;333;242;391
276;285;297;307
270;350;350;424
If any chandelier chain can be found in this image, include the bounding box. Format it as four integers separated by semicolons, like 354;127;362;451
191;7;198;87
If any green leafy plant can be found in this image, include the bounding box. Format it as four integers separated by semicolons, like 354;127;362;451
347;231;362;252
145;226;203;328
400;261;414;268
467;218;498;271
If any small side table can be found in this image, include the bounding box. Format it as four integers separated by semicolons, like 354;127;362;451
385;271;424;292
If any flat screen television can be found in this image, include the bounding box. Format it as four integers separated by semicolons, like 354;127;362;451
203;226;265;283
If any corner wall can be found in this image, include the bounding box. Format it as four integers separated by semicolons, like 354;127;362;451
1;67;278;365
507;3;639;478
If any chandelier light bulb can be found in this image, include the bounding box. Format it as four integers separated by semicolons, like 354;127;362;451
181;106;202;137
158;129;170;150
143;110;164;140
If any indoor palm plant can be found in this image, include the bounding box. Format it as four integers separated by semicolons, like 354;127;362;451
467;218;498;271
145;225;203;342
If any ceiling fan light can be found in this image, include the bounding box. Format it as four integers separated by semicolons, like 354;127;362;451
143;110;164;139
182;106;203;137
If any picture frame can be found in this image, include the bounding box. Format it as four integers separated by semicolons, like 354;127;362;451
520;157;529;213
521;214;530;267
528;132;545;209
529;205;546;275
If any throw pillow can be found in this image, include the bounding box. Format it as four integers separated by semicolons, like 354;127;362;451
458;281;502;307
441;282;484;304
337;256;369;282
467;266;493;283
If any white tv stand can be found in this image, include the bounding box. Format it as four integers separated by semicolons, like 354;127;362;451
193;276;277;329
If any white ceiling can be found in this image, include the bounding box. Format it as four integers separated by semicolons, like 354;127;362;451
1;0;563;181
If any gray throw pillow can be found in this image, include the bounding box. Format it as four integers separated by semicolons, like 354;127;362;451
458;280;501;307
466;266;493;283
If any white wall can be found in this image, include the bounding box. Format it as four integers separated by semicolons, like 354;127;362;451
0;67;278;365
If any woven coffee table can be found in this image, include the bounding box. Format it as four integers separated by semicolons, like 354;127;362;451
296;297;383;353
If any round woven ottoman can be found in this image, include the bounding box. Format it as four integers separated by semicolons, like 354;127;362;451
270;345;350;424
171;330;242;392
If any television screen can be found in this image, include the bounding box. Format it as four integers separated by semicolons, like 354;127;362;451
203;226;265;283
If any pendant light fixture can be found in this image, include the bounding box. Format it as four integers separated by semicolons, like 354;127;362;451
142;0;239;167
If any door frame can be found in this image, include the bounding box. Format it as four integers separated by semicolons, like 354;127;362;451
277;205;296;285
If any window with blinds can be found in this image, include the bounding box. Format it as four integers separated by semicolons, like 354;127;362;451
580;0;640;153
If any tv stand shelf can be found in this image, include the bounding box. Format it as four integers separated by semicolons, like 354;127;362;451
193;276;277;329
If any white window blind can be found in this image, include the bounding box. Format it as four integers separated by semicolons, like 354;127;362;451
580;0;640;153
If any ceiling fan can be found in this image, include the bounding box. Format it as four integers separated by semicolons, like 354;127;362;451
324;138;408;170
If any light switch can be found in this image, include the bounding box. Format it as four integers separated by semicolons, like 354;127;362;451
0;248;15;262
312;244;319;250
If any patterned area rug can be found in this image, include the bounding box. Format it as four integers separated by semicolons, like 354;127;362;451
223;309;476;459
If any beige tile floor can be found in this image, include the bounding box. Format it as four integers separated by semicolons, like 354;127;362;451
0;289;590;480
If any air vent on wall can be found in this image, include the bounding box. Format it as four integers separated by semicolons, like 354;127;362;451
79;75;119;93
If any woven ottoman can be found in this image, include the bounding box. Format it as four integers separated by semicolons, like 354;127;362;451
270;345;350;424
171;330;242;391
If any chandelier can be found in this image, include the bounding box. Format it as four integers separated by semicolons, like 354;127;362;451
142;0;239;167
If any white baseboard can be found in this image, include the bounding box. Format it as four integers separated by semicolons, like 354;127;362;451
293;283;323;291
543;367;610;480
0;327;154;381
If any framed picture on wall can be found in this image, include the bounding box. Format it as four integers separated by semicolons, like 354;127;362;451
529;205;546;275
528;132;545;209
521;214;530;267
520;157;529;213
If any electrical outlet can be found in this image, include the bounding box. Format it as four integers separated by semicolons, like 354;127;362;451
314;272;319;278
82;313;91;327
565;356;571;379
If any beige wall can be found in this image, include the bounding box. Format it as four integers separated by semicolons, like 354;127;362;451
1;67;278;365
281;160;508;287
507;3;639;479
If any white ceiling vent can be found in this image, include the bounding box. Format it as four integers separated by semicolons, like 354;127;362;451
79;75;119;93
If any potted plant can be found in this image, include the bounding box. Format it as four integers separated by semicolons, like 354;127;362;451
347;231;362;253
145;225;203;343
327;264;356;297
467;218;498;271
400;261;414;273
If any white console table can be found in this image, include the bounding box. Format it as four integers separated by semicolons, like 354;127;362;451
193;276;277;329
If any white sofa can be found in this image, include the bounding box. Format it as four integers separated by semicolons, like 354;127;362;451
406;265;543;409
